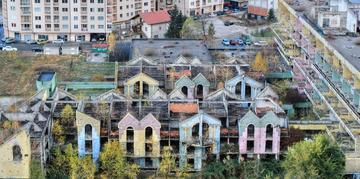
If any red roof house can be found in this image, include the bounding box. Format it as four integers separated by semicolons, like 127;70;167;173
139;10;171;25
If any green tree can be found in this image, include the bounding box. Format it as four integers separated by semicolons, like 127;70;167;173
251;52;268;74
207;23;216;40
60;104;75;126
165;5;186;38
268;8;276;22
181;17;202;39
99;141;139;178
282;134;345;179
30;160;45;179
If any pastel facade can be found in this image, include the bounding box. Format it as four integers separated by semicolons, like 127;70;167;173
76;111;101;162
0;130;31;179
238;111;282;158
225;74;264;101
118;113;161;168
248;0;277;17
124;73;160;97
179;111;221;170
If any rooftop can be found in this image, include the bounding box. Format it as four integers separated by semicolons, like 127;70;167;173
328;36;360;71
139;10;171;25
131;39;214;64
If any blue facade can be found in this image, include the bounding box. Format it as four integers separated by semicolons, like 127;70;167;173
78;124;100;162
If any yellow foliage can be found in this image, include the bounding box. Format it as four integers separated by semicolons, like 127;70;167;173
108;32;116;52
251;52;268;74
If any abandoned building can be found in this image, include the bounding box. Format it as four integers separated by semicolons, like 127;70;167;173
0;39;289;175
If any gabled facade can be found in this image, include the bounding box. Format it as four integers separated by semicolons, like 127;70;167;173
192;73;210;99
175;76;196;99
118;113;161;168
76;111;101;162
238;110;282;159
225;74;264;101
124;73;160;97
179;111;221;170
0;130;31;179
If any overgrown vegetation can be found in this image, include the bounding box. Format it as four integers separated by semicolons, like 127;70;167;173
165;5;186;38
0;53;115;96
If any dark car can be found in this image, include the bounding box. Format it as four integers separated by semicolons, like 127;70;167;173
216;11;224;16
230;40;238;45
224;21;234;26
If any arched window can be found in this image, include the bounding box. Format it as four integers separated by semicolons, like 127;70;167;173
126;127;134;141
143;82;149;96
181;86;188;96
13;145;22;161
247;124;255;138
235;82;242;95
266;124;273;138
245;85;251;98
145;127;153;140
197;85;203;97
192;123;200;138
85;124;92;139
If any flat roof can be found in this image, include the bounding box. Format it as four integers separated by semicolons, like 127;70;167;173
328;36;360;71
131;39;214;64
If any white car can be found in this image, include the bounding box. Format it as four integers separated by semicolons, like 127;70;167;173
2;46;18;51
254;41;268;46
52;39;64;44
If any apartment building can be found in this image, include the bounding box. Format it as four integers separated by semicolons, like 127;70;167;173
175;0;224;16
248;0;277;17
2;0;160;42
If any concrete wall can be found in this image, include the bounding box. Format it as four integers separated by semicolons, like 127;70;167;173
0;130;31;179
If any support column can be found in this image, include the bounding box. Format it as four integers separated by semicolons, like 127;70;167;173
342;66;353;80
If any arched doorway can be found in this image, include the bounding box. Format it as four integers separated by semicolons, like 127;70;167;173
247;124;255;137
126;127;134;154
85;124;93;153
266;124;273;138
235;82;242;95
197;85;203;98
192;123;200;139
143;82;149;96
245;85;251;98
134;81;141;96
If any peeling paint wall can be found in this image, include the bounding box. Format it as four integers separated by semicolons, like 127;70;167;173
0;130;31;178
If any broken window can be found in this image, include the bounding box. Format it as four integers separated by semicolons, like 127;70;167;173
247;141;254;152
134;81;141;96
247;124;255;138
265;140;273;152
266;124;273;138
192;123;200;139
126;127;134;141
245;85;251;98
13;145;22;161
196;85;203;98
143;82;149;96
85;124;92;140
145;127;153;140
235;82;242;95
85;140;92;153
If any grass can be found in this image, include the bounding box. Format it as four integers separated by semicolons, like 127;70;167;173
0;52;115;97
251;28;275;38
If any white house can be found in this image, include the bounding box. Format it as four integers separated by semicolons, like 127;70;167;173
140;10;171;38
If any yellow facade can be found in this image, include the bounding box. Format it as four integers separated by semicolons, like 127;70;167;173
119;129;160;157
76;111;101;135
0;130;31;179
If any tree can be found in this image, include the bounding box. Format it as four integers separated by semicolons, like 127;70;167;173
99;141;140;178
282;134;345;179
181;17;202;39
52;120;65;145
207;23;216;40
268;9;276;22
251;52;268;74
76;156;96;179
158;146;176;178
30;160;45;179
60;104;75;126
108;32;116;52
165;5;186;38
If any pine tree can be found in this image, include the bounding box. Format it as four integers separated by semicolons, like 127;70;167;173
268;8;276;22
108;32;116;52
157;146;176;177
165;5;186;38
207;23;216;40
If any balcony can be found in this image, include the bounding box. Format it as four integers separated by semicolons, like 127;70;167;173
45;19;51;23
45;27;52;31
81;28;88;31
54;19;60;23
54;28;60;31
81;11;87;15
53;2;59;6
21;11;31;15
45;11;51;15
21;28;31;31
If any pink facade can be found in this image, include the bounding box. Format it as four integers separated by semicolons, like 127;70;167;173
118;113;161;137
239;127;280;154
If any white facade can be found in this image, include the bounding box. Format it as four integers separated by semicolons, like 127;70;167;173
142;22;168;38
329;0;359;33
175;0;224;16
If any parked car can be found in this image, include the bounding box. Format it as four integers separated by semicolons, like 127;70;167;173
235;38;244;45
209;13;217;17
224;7;229;12
242;5;248;10
52;39;65;44
242;35;252;45
224;21;234;26
37;39;49;45
230;40;238;45
225;10;233;14
0;44;4;50
233;8;240;13
5;38;16;44
222;39;230;46
1;37;10;42
216;11;224;16
254;40;268;46
25;39;37;44
3;46;18;51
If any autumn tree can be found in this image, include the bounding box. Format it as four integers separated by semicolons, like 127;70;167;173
76;156;96;179
181;17;202;39
52;120;65;145
99;141;139;178
60;104;75;126
108;32;116;52
251;52;268;74
157;146;176;178
282;134;345;179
